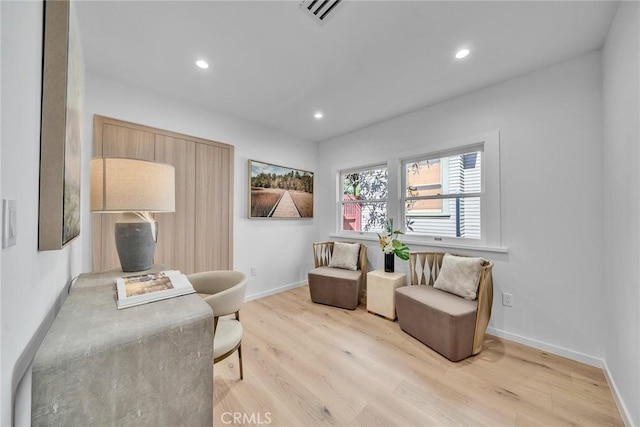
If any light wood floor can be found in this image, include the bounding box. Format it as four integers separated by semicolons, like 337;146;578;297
213;285;623;426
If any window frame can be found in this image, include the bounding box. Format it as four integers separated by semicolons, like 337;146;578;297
332;131;504;253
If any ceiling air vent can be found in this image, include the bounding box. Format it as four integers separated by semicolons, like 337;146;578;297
299;0;343;25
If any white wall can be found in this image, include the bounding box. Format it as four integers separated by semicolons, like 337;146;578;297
318;52;605;365
0;1;4;423
602;2;640;425
0;2;85;425
83;72;319;300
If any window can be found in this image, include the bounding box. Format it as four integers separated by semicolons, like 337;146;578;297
403;146;482;239
333;131;502;251
340;165;387;232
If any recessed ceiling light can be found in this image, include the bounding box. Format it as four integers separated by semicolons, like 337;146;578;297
455;48;470;59
195;59;209;69
314;112;324;119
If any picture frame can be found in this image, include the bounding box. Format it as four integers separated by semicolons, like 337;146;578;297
248;160;314;219
38;0;83;250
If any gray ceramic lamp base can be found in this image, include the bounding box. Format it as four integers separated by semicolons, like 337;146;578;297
115;220;157;272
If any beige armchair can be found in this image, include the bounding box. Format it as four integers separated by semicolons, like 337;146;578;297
395;252;493;362
187;270;247;379
307;241;367;310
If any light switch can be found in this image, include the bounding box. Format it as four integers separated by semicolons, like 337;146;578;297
2;199;17;248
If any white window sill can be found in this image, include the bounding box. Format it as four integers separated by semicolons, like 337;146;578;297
329;233;508;254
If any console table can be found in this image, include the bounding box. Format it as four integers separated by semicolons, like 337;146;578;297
31;267;214;426
367;269;407;320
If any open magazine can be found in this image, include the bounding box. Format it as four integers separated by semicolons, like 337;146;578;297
115;270;195;309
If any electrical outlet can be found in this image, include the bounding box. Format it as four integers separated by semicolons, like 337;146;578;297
502;292;513;307
250;267;257;277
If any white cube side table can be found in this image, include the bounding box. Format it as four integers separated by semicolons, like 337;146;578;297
367;269;407;320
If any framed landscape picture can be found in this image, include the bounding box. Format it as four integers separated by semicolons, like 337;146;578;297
249;160;314;219
38;0;83;250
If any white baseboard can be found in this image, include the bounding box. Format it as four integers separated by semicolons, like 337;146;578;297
486;327;603;368
603;360;635;427
245;280;307;302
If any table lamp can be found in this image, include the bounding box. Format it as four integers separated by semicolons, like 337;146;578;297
90;157;175;272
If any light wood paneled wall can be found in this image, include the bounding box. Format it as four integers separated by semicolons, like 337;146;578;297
154;135;196;274
195;143;232;272
92;115;233;274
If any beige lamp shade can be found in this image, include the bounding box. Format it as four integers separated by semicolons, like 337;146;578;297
90;157;175;213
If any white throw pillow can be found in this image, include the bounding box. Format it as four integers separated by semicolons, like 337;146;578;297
328;242;360;271
433;253;485;300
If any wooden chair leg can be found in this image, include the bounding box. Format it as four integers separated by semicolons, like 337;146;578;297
238;343;244;380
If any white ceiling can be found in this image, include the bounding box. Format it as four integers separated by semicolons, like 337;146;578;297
76;1;618;142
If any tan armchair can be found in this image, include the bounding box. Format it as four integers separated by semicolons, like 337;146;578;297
308;241;367;310
187;270;247;379
395;252;493;361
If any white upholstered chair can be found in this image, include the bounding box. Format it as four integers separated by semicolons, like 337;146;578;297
187;271;247;379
